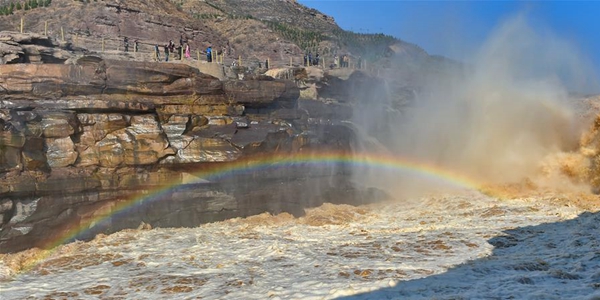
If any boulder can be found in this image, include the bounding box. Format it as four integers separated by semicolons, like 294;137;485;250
39;111;80;138
45;137;78;168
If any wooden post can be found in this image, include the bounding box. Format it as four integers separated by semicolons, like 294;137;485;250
61;27;64;42
20;17;23;33
197;50;200;61
181;46;184;60
238;55;241;67
44;21;47;36
267;58;270;69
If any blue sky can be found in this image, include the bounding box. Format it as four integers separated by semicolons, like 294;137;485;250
299;1;600;90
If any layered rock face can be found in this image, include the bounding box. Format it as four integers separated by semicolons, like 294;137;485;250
0;45;384;252
0;32;76;64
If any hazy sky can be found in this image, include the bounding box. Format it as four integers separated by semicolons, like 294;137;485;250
298;0;600;84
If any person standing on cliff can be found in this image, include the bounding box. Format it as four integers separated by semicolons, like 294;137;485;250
206;46;212;62
176;44;182;60
123;37;129;52
185;43;191;59
154;44;160;61
164;44;170;62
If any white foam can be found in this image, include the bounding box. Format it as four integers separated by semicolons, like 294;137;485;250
1;192;594;299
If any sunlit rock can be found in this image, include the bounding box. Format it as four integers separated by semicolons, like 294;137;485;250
45;137;78;168
39;111;80;138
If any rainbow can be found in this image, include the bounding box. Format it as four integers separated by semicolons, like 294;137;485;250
11;150;495;274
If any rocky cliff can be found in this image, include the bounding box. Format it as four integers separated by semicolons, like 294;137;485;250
0;32;388;253
0;0;428;69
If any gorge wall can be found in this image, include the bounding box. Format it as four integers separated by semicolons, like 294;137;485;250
0;32;386;253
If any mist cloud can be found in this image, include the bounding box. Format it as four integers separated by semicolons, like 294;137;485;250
355;14;597;195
